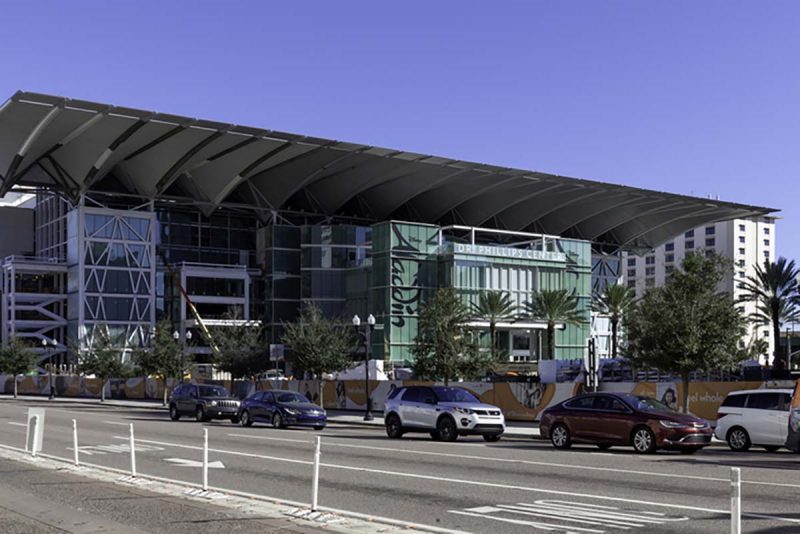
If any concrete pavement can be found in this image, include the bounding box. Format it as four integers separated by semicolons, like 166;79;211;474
1;397;799;533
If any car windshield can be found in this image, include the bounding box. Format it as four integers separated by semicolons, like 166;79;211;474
277;392;309;404
198;385;229;398
627;395;675;413
433;387;480;404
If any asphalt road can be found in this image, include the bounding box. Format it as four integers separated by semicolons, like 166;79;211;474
0;399;798;534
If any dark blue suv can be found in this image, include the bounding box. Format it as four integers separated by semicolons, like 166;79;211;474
238;390;327;430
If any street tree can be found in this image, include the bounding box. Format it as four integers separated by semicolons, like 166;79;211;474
625;252;745;413
524;289;586;360
281;302;353;405
0;338;38;398
80;326;126;402
413;288;494;385
132;320;184;406
593;283;637;358
740;257;800;367
209;308;266;379
471;291;517;362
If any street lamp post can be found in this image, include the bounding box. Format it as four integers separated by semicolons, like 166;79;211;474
43;338;56;400
173;329;191;381
352;314;376;421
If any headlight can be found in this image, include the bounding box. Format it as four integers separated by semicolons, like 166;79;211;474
454;407;474;415
659;420;688;429
285;408;301;415
210;401;218;407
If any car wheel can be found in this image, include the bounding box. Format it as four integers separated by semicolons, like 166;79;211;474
727;427;751;452
385;414;403;439
550;424;571;449
195;406;207;422
597;444;612;450
429;431;441;440
437;416;458;442
169;404;180;421
483;434;502;443
272;412;284;429
230;414;239;424
240;410;252;427
632;426;656;454
763;445;780;453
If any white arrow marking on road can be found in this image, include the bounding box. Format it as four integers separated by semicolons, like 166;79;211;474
164;458;225;468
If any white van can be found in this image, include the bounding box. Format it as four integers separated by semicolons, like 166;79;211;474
714;389;793;452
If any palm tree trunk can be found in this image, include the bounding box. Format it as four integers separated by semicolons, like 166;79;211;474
774;318;782;368
100;379;105;402
13;376;18;399
547;323;556;360
611;319;618;358
490;322;497;361
162;377;168;406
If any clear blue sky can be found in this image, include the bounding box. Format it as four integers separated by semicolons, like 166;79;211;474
1;1;797;259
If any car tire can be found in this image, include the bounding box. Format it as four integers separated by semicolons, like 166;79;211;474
195;406;207;423
632;426;656;454
240;410;252;427
551;424;571;449
763;445;780;453
169;404;180;421
385;414;403;439
597;444;612;450
230;414;239;424
314;426;324;431
727;427;751;452
437;416;458;442
483;434;502;443
272;412;284;429
429;431;441;440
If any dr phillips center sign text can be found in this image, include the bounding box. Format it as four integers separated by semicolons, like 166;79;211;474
452;243;566;262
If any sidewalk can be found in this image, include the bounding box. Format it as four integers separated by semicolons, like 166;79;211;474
0;394;542;438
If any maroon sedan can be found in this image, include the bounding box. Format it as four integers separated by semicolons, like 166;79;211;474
540;392;712;454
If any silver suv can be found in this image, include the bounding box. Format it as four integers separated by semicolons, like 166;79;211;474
384;385;505;442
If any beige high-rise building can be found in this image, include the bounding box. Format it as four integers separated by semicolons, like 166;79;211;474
622;216;777;361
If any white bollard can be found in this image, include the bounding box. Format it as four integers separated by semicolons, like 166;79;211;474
72;419;79;466
202;428;209;491
731;467;741;534
311;436;321;511
30;415;39;457
129;423;137;478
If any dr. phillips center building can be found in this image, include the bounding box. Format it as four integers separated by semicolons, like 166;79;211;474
0;92;776;367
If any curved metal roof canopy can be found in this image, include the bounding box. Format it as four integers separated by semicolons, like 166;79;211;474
0;91;775;251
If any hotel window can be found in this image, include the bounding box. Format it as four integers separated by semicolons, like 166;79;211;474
627;269;636;278
763;330;769;338
739;236;745;244
664;243;674;252
739;224;746;232
738;260;746;267
738;247;745;255
685;230;694;238
627;258;636;267
665;254;674;263
705;238;715;247
685;240;694;249
627;280;636;289
645;267;655;276
738;271;745;278
764;227;770;235
764;250;770;259
645;256;655;265
764;239;770;247
705;226;715;235
665;265;674;274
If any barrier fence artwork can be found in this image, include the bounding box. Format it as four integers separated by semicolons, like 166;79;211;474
0;374;779;421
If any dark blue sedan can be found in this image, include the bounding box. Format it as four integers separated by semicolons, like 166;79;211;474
238;390;327;430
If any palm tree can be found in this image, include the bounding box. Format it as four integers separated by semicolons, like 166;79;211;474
524;289;586;360
471;291;518;362
741;257;800;366
593;283;636;358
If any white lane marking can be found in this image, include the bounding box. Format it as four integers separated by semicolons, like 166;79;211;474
102;420;130;426
164;458;225;468
227;432;800;490
451;509;604;533
68;443;164;456
7;422;26;427
114;435;800;525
